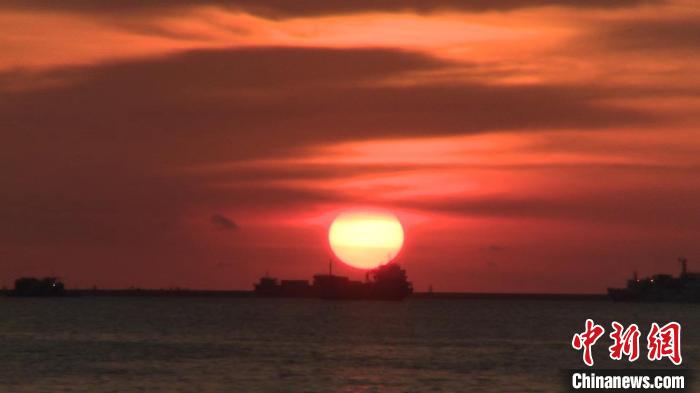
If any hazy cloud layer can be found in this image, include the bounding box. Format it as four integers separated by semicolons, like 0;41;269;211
0;47;665;247
596;17;700;51
2;0;699;291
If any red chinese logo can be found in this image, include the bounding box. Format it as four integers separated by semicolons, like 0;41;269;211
647;322;682;365
572;320;681;366
609;322;640;362
572;319;605;366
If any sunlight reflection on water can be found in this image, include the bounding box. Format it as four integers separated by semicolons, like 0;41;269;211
0;297;697;392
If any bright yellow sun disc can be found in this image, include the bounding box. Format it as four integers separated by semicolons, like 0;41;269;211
328;211;404;269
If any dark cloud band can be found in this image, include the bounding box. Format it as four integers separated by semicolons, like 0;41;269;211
0;0;662;17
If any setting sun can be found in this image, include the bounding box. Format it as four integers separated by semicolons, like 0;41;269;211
328;211;404;269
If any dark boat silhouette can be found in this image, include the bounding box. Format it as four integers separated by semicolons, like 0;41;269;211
608;258;700;302
254;262;413;300
9;277;66;297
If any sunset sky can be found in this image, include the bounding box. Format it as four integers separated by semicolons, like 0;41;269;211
2;0;699;293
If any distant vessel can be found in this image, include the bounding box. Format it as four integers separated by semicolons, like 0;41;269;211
9;277;66;297
608;258;700;302
254;262;413;300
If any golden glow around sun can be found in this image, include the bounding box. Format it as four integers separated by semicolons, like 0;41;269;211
328;210;404;269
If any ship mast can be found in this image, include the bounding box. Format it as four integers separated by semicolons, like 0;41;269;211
679;257;688;277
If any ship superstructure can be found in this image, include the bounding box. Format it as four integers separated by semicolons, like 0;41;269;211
608;258;700;302
10;277;66;297
254;262;413;300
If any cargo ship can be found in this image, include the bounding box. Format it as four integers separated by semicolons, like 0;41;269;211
608;258;700;302
254;261;413;300
8;277;66;297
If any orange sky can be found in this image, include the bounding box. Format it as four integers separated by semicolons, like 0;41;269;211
2;0;699;292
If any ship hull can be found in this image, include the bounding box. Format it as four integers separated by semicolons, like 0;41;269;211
254;263;413;301
608;287;700;302
607;288;641;302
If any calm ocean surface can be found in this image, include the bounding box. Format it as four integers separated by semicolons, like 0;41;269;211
0;297;697;392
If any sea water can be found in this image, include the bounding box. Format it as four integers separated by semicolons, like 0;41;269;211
0;297;697;392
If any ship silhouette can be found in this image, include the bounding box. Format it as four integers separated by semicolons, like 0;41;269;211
608;258;700;302
254;261;413;300
9;277;66;297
